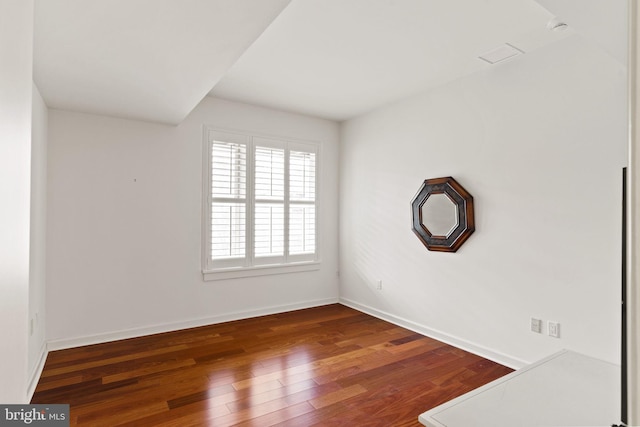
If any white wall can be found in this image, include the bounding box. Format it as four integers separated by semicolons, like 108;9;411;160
29;83;48;391
339;34;627;368
0;0;34;403
46;97;340;346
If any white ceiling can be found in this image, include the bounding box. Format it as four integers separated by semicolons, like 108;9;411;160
33;0;291;125
210;0;574;121
34;0;579;124
534;0;628;65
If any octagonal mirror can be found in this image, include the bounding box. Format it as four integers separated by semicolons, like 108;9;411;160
421;193;459;237
411;176;475;252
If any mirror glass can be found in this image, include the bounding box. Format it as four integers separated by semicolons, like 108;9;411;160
421;193;458;237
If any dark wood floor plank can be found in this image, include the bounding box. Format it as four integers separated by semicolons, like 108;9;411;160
32;304;512;426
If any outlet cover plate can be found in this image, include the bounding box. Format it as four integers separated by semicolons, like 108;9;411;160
531;318;542;334
548;321;560;338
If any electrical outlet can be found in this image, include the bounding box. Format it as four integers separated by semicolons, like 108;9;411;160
530;318;542;333
548;321;560;338
376;280;382;290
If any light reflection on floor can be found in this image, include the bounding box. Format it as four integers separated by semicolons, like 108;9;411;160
203;346;315;424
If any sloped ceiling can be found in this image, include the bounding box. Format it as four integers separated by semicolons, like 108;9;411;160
34;0;576;124
209;0;573;121
534;0;627;65
33;0;291;125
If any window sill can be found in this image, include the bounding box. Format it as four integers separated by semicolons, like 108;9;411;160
203;261;321;281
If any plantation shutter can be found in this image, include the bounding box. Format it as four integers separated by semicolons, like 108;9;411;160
204;129;318;275
254;144;285;260
208;136;248;268
289;149;316;257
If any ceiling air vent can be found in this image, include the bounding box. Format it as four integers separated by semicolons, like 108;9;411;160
478;43;524;64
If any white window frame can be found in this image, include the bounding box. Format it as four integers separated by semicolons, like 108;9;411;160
202;127;320;281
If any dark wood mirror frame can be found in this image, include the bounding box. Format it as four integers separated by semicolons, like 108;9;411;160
411;176;475;252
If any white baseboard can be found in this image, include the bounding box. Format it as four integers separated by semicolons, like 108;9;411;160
47;297;339;351
339;297;527;370
26;341;48;402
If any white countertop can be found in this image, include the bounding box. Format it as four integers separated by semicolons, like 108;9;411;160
419;350;620;427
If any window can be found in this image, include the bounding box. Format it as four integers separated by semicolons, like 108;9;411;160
203;128;319;280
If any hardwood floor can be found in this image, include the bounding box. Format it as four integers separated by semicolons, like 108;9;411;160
32;304;513;426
